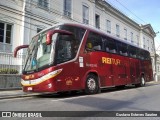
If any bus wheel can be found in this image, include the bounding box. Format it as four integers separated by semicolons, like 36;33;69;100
85;74;100;95
135;76;145;87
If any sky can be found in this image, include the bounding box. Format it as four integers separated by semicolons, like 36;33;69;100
107;0;160;53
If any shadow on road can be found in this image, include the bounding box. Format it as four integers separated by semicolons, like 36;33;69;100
34;83;154;99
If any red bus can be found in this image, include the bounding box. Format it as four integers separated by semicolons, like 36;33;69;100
14;23;153;94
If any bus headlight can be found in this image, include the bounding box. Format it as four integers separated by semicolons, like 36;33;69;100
21;69;63;86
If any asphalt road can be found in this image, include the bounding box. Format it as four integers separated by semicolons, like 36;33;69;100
0;83;160;120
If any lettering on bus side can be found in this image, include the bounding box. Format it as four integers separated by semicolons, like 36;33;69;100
102;57;121;65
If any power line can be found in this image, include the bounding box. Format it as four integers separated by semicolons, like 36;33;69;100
107;0;160;33
115;0;146;24
107;0;160;52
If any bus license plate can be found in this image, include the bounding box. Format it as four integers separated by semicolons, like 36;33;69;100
27;87;33;91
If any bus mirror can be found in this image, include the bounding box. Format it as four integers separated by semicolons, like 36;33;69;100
14;45;29;57
46;30;73;45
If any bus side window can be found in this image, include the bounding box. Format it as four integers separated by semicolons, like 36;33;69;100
128;45;136;58
104;37;117;54
85;32;102;52
136;49;141;59
117;42;128;56
137;49;144;60
143;51;150;60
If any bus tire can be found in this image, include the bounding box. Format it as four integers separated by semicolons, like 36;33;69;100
135;76;145;87
85;74;100;95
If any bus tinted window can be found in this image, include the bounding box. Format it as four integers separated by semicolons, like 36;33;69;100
117;42;128;56
56;34;78;64
104;37;117;54
144;51;150;60
137;49;145;60
86;32;102;52
61;25;86;43
55;25;86;64
128;45;137;58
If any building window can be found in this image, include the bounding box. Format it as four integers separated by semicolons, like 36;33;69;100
151;42;154;52
0;22;12;52
64;0;72;18
0;23;5;43
38;0;49;9
124;28;127;40
95;14;100;29
147;40;149;50
143;37;146;48
116;24;120;37
106;20;111;33
136;35;139;46
131;32;133;43
83;5;89;24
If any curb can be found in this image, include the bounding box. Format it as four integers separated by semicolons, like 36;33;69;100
147;81;160;85
0;93;41;100
0;88;22;91
0;95;33;100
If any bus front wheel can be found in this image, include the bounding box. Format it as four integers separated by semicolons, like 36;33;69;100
85;74;100;95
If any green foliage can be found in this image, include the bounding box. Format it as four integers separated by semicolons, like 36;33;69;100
0;68;19;74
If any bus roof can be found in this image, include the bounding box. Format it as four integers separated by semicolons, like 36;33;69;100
37;22;149;53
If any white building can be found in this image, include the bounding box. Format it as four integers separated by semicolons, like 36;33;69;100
0;0;157;77
156;54;160;81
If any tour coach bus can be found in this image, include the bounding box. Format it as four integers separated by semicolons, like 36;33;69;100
14;23;153;94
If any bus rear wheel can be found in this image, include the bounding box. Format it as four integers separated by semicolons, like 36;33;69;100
85;74;100;95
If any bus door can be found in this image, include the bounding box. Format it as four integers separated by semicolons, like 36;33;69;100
55;33;83;91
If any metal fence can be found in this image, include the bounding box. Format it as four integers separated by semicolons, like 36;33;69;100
0;52;26;74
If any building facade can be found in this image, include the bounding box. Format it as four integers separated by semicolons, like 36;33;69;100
156;54;160;81
0;0;157;78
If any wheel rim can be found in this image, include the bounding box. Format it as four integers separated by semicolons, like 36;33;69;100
87;78;96;91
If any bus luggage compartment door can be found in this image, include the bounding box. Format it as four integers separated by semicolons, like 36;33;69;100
129;58;139;84
112;55;127;86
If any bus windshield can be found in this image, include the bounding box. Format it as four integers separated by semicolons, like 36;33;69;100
24;32;54;72
23;25;86;72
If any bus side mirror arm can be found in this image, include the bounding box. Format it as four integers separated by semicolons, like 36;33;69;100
14;45;29;57
46;30;73;45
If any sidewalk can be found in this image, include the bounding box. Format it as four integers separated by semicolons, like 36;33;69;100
0;89;40;99
0;81;160;100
